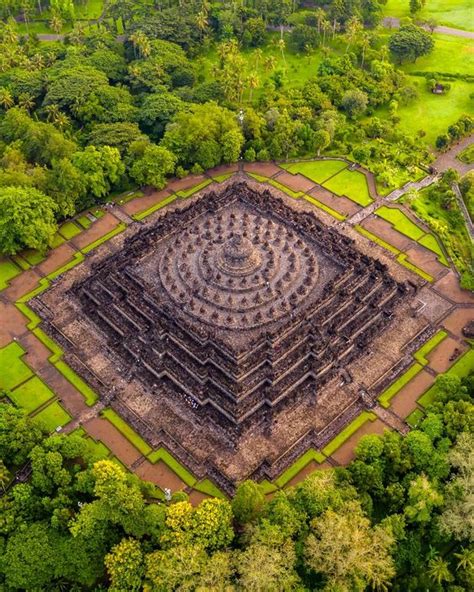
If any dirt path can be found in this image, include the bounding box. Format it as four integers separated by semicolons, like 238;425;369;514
383;17;474;39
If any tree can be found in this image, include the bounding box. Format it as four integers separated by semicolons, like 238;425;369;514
162;102;244;171
0;404;47;467
145;545;233;591
2;522;58;590
410;0;426;16
0;186;57;254
304;501;395;591
428;556;453;586
161;498;234;552
439;433;474;541
72;145;124;199
341;89;368;118
232;480;265;524
129;144;176;189
105;538;144;592
404;474;443;523
313;129;331;156
237;540;301;591
0;87;14;110
389;24;435;63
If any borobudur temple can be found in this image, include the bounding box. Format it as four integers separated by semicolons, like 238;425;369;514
31;180;417;492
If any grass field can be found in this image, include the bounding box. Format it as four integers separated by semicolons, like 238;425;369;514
376;206;425;240
58;221;82;240
33;401;71;431
400;34;474;77
0;342;33;391
8;376;55;413
322;168;373;206
282;160;348;184
375;78;473;146
0;259;21;290
378;363;423;408
383;0;474;31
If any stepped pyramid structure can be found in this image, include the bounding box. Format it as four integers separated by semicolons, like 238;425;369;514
74;183;405;433
32;181;416;492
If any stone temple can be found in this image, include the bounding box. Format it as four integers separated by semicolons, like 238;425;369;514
32;181;413;492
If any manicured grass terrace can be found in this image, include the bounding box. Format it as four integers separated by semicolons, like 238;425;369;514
8;376;54;413
282;159;348;184
0;342;33;391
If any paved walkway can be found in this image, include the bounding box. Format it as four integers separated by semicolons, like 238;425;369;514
433;135;474;176
383;17;474;39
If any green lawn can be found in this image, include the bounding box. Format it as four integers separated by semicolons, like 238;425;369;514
418;234;449;266
22;249;45;266
383;0;474;31
376;206;425;240
58;221;82;240
406;408;425;428
0;342;33;391
400;34;474;77
282;160;348;184
322;168;373;206
0;259;21;290
8;376;54;413
375;78;473;146
33;401;72;432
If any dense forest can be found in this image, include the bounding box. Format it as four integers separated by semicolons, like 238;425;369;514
0;369;472;590
1;0;471;257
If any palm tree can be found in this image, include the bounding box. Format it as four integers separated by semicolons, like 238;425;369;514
18;92;35;112
277;38;286;67
247;72;260;102
264;55;276;72
315;8;325;35
254;48;263;71
428;557;453;586
0;88;14;110
454;548;473;573
196;11;208;41
129;30;151;59
49;12;63;34
45;103;60;122
54;112;70;130
332;19;340;40
321;18;331;48
360;33;371;68
0;459;10;492
29;53;45;71
345;16;362;53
